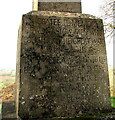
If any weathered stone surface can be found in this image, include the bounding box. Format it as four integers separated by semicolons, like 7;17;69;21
15;22;22;119
16;11;111;119
2;101;16;119
38;2;82;13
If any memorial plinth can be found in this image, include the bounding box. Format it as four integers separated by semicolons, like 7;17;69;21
16;1;111;119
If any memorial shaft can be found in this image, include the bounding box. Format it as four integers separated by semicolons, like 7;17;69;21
33;0;82;13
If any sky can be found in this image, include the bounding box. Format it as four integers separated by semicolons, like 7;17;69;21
0;0;113;70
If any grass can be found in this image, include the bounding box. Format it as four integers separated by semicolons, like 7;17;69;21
0;71;15;89
0;77;15;89
111;97;115;108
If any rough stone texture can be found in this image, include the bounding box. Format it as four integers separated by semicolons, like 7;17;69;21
16;11;111;119
38;2;82;13
15;22;22;119
2;101;16;119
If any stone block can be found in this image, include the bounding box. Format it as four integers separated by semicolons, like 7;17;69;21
16;11;111;119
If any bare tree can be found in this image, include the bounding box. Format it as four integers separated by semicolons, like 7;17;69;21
100;0;115;43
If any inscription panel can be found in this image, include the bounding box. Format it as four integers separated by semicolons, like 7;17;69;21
18;14;111;118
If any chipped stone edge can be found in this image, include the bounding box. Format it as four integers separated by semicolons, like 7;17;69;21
15;20;22;119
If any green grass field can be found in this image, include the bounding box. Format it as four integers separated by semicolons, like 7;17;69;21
0;70;15;89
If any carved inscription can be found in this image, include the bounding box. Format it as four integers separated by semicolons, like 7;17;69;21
19;14;110;118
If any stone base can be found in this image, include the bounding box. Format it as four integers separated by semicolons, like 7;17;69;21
16;11;111;119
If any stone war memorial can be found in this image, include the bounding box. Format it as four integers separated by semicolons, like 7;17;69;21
16;0;112;119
